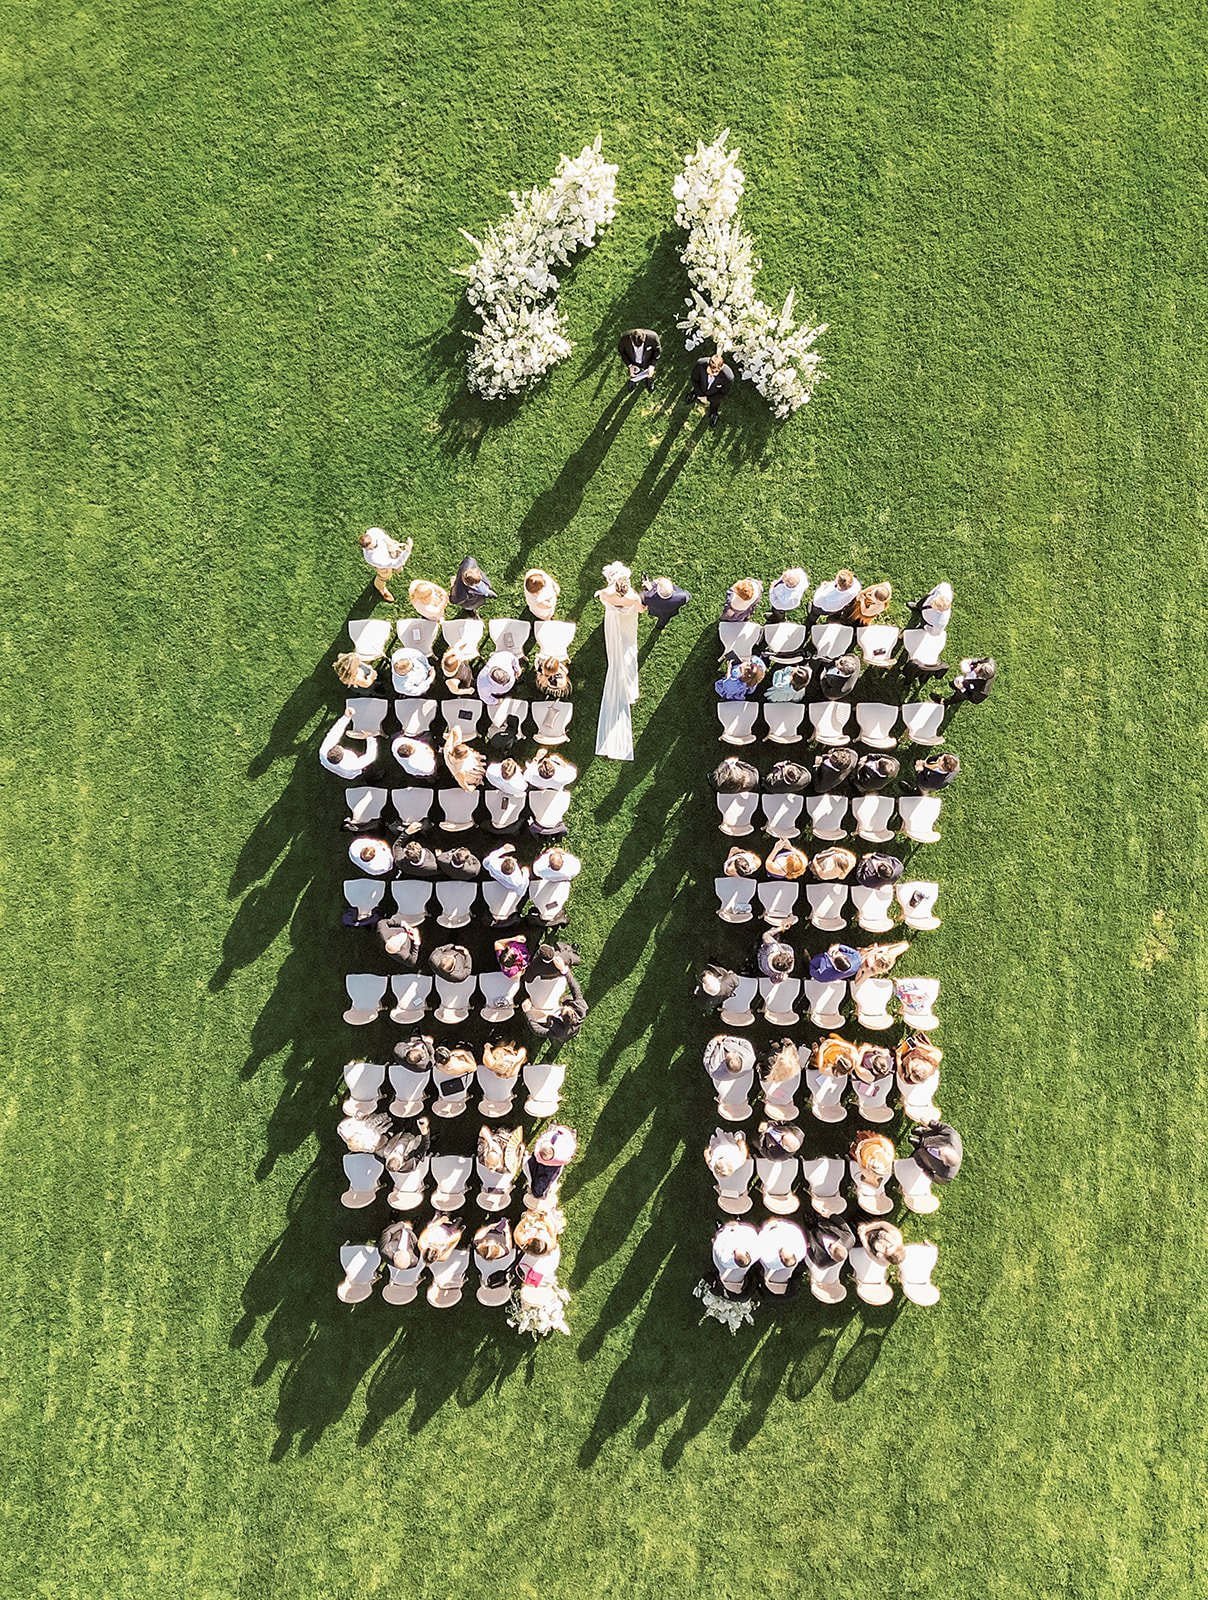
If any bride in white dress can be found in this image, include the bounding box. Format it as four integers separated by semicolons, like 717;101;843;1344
595;561;644;761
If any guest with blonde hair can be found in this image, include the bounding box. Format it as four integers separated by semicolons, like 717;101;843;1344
850;1129;896;1183
333;651;378;690
809;845;857;881
815;1034;859;1075
418;1214;464;1263
715;656;767;700
766;840;809;880
768;567;809;620
721;577;763;622
534;654;571;699
897;1033;943;1083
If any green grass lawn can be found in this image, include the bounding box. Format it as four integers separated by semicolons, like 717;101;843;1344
2;1;1206;1595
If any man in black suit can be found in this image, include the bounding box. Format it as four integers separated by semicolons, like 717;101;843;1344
618;328;661;393
689;352;735;427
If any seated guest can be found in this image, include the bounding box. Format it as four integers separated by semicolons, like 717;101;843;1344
533;846;581;882
433;1042;477;1092
852;580;892;622
478;1122;525;1177
857;1219;905;1266
391;734;438;780
522;568;560;620
907;581;952;631
812;747;858;792
393;837;439;877
897;1033;943;1084
757;927;795;979
942;656;996;705
915;752;960;790
390;647;435;698
910;1119;963;1183
809;942;862;982
766;840;809;880
704;1127;749;1182
348;835;393;876
442;727;486;790
703;1033;756;1080
815;1034;859;1076
482;1039;527;1082
337;1109;392;1152
392;1034;435;1070
449;557;496;614
483;845;530;895
860;939;911;977
429;942;472;983
759;1041;803;1121
379;1218;421;1270
852;753;900;793
811;568;860;618
486;755;528;796
715;657;767;699
694;964;740;1011
477;650;523;706
818;652;862;698
514;1208;564;1282
527;939;580;980
754;1117;806;1160
382;1116;431;1174
376;915;421;968
418;1214;464;1265
408;578;449;620
765;662;814;701
723;846;762;878
851;1043;895;1088
803;1213;856;1270
473;1219;516;1287
640;574;691;630
853;851;905;886
320;713;379;779
712;1220;760;1298
850;1129;896;1185
809;845;857;881
441;649;476;696
712;756;760;792
721;577;763;622
534;654;572;699
435;843;480;879
341;893;379;929
758;1218;809;1295
767;567;809;620
766;758;811;793
494;934;531;978
525;750;577;788
333;651;378;691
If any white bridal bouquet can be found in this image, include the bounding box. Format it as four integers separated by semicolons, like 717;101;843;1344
456;137;618;398
693;1279;758;1333
673;131;826;418
507;1282;572;1339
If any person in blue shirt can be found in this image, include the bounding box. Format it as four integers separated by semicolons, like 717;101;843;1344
809;943;862;983
715;657;767;699
765;663;814;702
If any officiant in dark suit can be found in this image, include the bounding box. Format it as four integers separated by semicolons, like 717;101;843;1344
690;352;734;427
618;328;661;392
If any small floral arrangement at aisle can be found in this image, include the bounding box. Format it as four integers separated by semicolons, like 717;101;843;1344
672;130;826;419
507;1281;572;1339
456;137;618;399
693;1279;758;1333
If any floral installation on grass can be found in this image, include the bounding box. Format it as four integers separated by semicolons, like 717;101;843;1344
693;1279;758;1333
507;1282;572;1339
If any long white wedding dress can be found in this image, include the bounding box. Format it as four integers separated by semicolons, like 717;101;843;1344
595;585;642;761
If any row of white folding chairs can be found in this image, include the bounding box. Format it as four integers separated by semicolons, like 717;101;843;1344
345;875;572;928
719;620;945;670
710;1149;945;1219
338;1241;552;1308
718;698;944;748
350;786;572;838
717;975;941;1032
718;790;942;844
347;695;574;746
343;1058;567;1121
708;1063;941;1127
345;971;573;1027
341;1151;549;1214
718;1239;940;1308
716;878;940;931
350;616;576;663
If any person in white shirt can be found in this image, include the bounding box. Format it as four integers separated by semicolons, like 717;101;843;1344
319;714;378;779
407;578;448;620
532;847;581;882
482;846;530;895
758;1218;808;1294
390;734;437;779
476;651;523;706
485;757;528;796
390;648;435;698
358;527;413;602
705;1127;749;1181
525;751;577;789
768;567;809;619
348;835;393;876
712;1220;760;1297
703;1034;756;1086
909;581;953;632
522;569;560;620
811;568;860;617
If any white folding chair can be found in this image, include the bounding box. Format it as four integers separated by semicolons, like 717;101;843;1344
851;883;896;932
850;1161;894;1216
811;623;854;659
529;878;571;923
525;975;567;1016
387;1062;429;1118
390;880;432;926
903;627;947;668
897;1069;942;1124
534;619;576;657
901;701;945;746
438;788;479;831
396;617;440;654
482;880;526;922
434;879;477;928
344;974;386;1026
756;1157;800;1215
715;876;756;923
895;1156;941;1214
763;703;807;744
487;695;527;734
434;977;474;1026
717;792;758;836
804;979;847;1029
897;880;941;930
896;977;941;1031
430;1154;474;1212
522;1060;566;1117
900;1241;941;1306
757;880;799;925
427;1249;471;1309
485;790;527;832
478;971;522;1024
809;702;852;745
343;879;386;921
806;1067;848;1123
385;1156;429;1211
763;621;808;660
528;788;571;833
346;697;388;737
442;618;485;658
851;794;895;843
474;1247;518;1306
475;1164;518;1215
443;697;484;739
531;700;573;744
341;1153;384;1209
711;1067;755;1122
342;1059;386;1114
805;883;848;931
852;1074;895;1124
390;788;433;832
388;974;432;1024
849;1247;894;1306
852;975;895;1030
711;1153;755;1215
761;793;804;839
805;794;849;840
760;977;801;1027
381;1259;423;1306
337;1243;381;1302
489;617;532;655
808;1257;847;1305
394;697;437;736
345;786;387;826
801;1155;848;1217
347;619;394;659
476;1062;516;1117
854;702;898;750
857;624;900;667
898;796;942;843
718;702;759;745
718;621;762;660
719;976;759;1029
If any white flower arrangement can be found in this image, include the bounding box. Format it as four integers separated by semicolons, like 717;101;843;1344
507;1281;572;1339
456;137;618;399
693;1279;758;1333
673;131;827;418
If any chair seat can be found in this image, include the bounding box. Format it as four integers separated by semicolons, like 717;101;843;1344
715;877;756;922
718;621;762;660
717;792;758;836
348;619;394;659
811;623;854;659
718;702;759;745
805;795;849;840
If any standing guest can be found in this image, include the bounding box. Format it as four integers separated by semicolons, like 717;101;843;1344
522;568;560;620
359;527;413;602
907;581;953;631
449;557;496;614
477;650;523;706
766;759;811;793
408;578;449;621
690;351;734;427
721;577;763;622
765;840;809;881
809;942;862;982
809;845;857;881
818;652;862;698
853;851;905;887
441;649;476;696
712;756;760;793
939;656;997;706
914;752;961;791
534;654;572;699
812;748;858;792
758;1218;809;1296
712;1220;761;1298
852;581;893;622
348;835;393;876
435;844;480;880
533;846;581;883
640;574;692;630
715;657;767;699
391;734;438;780
811;568;860;618
723;845;763;877
429;942;473;983
768;567;810;620
757;927;795;978
852;753;900;793
393;838;439;878
694;963;740;1011
523;983;586;1042
333;652;378;691
618;327;662;392
524;1126;578;1202
483;846;530;896
910;1119;964;1183
375;915;421;968
320;713;379;779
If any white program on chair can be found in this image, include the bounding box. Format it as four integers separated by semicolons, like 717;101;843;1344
337;1243;382;1302
488;617;532;655
391;788;434;832
395;697;438;737
531;700;574;745
485;790;527;833
434;977;474;1025
898;795;942;843
346;697;388;737
715;876;756;923
442;618;485;658
903;627;946;668
805;882;848;931
348;619;394;659
895;1156;942;1214
718;702;759;745
897;880;941;930
344;973;387;1025
805;794;849;840
756;1157;800;1215
389;974;432;1024
341;1153;384;1209
849;1162;894;1216
808;701;852;746
763;703;807;744
801;1155;848;1216
529;787;571;833
430;1153;474;1212
850;794;896;843
476;1063;516;1117
761;792;804;839
529;878;571;923
396;617;440;654
811;623;854;659
438;788;480;831
385;1157;429;1211
849;1247;894;1306
804;979;847;1029
851;883;896;932
717;792;758;837
478;971;522;1023
760;977;801;1027
854;702;899;750
852;974;895;1030
806;1067;848;1123
534;619;576;657
387;1062;429;1118
757;880;799;926
522;1060;566;1117
342;1059;386;1113
901;701;945;746
719;976;759;1029
899;1241;940;1305
763;621;808;661
443;697;485;739
345;786;387;825
718;620;762;660
390;880;433;926
857;624;900;667
344;879;386;920
435;879;477;928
